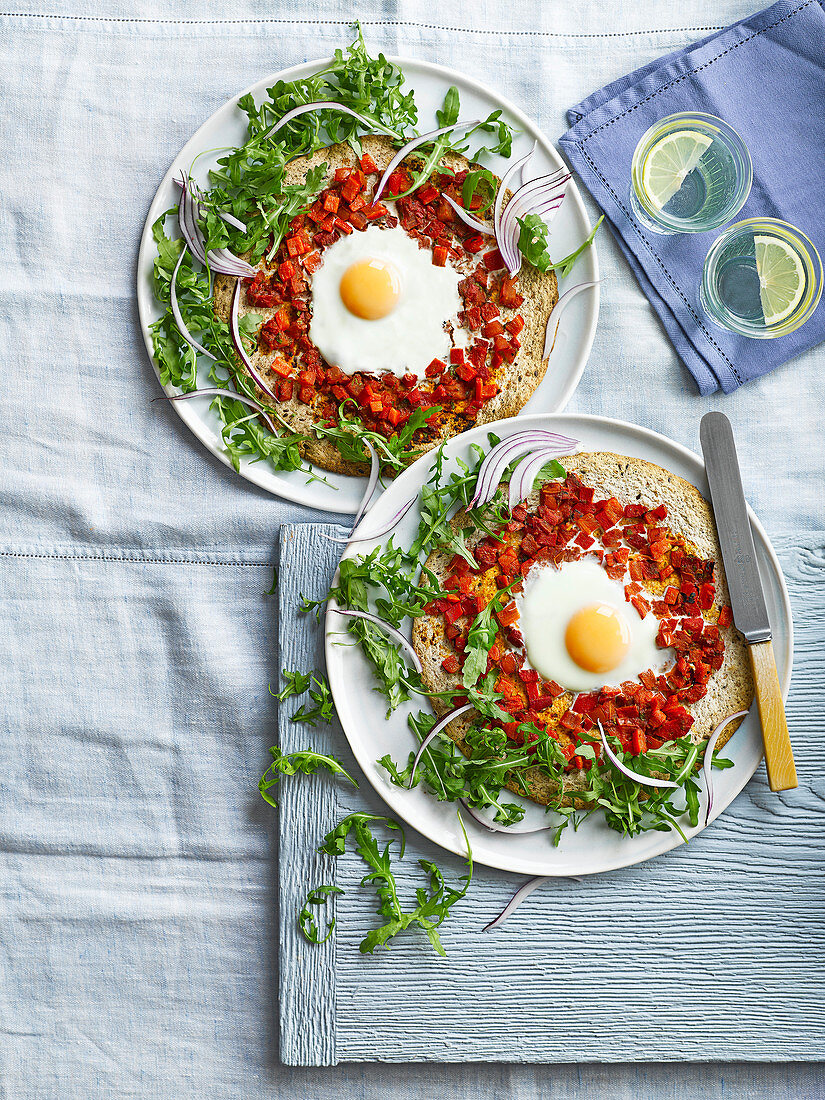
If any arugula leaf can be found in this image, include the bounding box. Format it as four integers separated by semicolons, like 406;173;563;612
319;811;472;955
517;212;605;277
436;85;460;127
298;885;344;944
264;567;279;596
461;581;518;689
259;745;358;807
274;669;312;701
461;168;498;214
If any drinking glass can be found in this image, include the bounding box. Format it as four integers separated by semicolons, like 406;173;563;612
700;217;822;338
630;112;752;235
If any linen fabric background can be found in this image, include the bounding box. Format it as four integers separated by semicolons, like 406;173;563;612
1;0;823;1096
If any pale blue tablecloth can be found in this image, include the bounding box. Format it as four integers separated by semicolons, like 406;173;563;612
1;0;824;1096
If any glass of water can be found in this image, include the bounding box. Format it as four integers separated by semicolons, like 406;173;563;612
630;112;752;235
700;218;822;338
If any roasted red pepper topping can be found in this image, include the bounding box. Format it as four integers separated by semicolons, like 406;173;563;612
426;472;731;772
240;166;526;442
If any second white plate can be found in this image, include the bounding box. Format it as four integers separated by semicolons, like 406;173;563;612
325;414;792;876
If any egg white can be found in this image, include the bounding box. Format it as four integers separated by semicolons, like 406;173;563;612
308;223;468;378
515;558;674;692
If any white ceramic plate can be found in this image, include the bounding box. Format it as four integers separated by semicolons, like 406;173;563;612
325;414;793;876
136;57;599;512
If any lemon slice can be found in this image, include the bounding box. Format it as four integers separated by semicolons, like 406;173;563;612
641;130;713;211
754;235;805;325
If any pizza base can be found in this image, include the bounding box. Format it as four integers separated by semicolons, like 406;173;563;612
213;134;558;477
411;451;755;809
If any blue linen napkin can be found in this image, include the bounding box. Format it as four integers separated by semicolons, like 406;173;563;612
559;1;825;395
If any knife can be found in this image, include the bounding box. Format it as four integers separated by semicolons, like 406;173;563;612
699;411;796;792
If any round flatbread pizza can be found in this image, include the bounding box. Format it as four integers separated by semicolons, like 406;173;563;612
411;451;755;809
214;135;558;476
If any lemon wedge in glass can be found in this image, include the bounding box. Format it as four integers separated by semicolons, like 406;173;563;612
754;235;806;325
641;130;713;211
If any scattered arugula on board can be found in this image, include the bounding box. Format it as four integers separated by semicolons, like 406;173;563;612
318;812;472;955
150;25;517;481
264;668;473;955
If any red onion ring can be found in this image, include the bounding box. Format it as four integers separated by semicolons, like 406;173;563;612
482;876;546;931
407;704;475;789
543;281;602;359
703;710;748;825
493;147;536;257
372;121;482;204
324;495;418;545
460;799;555;836
597;721;679;790
170;245;217;363
263;100;402;143
442;194;493;235
158;386;278;435
469;431;579;509
331;608;422;675
217;209;247;232
498;174;570;276
176;176;255;277
507;447;568;510
230;280;277;401
177;175;207;266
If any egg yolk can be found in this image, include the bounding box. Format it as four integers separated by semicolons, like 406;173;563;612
339;258;401;320
564;604;630;674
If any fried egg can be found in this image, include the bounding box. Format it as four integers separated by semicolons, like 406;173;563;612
515;558;673;692
308;223;467;378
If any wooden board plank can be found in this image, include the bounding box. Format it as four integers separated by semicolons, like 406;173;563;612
279;526;825;1065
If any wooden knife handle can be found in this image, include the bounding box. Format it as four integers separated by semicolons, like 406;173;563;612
748;640;797;792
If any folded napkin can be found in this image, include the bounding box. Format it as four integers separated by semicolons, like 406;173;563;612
559;0;825;395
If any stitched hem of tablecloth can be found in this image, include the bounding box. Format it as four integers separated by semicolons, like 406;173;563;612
570;0;817;391
0;13;726;35
0;549;274;567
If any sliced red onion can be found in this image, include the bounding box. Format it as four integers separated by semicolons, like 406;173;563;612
498;173;571;276
407;703;475;789
703;709;748;825
263;100;402;142
207;248;256;278
320;441;379;541
170;244;217;363
493;147;536;252
442;194;493;235
331;608;422;674
507;447;568;510
469;431;578;509
176;175;256;277
372;121;482;204
483;876;546;931
350;440;379;528
217;208;247;232
177;175;207;266
324;495;418;545
159;386;278;434
543;281;602;358
460;799;554;835
520;141;539;185
230;280;277;400
597;721;679;790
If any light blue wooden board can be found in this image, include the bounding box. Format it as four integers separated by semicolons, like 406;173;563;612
279;523;825;1067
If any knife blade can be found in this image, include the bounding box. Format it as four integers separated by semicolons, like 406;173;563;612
699;411;771;643
699;411;796;792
